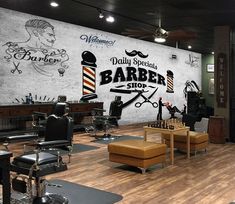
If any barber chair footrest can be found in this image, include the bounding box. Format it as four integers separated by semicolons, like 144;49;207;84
12;178;27;193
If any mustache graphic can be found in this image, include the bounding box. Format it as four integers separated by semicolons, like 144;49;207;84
125;50;149;58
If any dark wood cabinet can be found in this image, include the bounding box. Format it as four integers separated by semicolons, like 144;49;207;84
0;102;103;134
0;150;12;204
208;116;225;144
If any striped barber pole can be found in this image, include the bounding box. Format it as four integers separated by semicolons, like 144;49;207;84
166;70;174;93
83;66;96;95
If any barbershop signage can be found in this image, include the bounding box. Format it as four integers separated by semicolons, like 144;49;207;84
216;53;227;107
80;34;116;48
98;49;175;109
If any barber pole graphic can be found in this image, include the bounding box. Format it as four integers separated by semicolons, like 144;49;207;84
81;51;97;95
166;70;174;93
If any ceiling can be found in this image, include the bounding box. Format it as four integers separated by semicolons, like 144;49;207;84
1;0;235;54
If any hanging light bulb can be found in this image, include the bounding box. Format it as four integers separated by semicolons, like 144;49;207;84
50;1;59;7
106;15;115;23
98;9;104;19
154;37;166;43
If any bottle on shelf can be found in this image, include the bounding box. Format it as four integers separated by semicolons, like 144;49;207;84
28;93;34;104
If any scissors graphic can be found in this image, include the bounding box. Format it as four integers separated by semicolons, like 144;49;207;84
11;62;22;74
135;88;159;108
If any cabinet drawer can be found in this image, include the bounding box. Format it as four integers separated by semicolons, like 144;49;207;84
0;108;10;117
10;107;40;116
39;106;53;114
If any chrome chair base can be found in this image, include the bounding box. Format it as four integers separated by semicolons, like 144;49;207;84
11;193;68;204
95;134;119;141
33;193;69;204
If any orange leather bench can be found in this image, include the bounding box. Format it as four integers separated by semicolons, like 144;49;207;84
162;131;209;154
108;140;167;173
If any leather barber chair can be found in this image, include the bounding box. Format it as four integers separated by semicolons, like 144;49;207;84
11;150;68;204
36;102;73;163
4;103;73;157
10;103;73;203
93;96;123;140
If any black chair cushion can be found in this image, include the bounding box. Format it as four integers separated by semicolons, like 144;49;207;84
13;152;58;165
37;140;70;148
5;134;38;143
11;152;67;177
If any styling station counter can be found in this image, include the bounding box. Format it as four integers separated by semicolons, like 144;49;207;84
0;102;103;136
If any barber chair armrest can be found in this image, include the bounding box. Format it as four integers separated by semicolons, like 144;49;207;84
36;140;70;149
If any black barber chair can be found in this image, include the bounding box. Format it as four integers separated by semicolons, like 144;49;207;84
4;103;73;156
36;102;73;163
11;151;68;204
10;104;73;203
93;96;123;140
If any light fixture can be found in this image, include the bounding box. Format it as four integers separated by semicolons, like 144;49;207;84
188;45;192;49
153;27;168;43
97;9;104;19
154;37;166;43
106;15;115;23
50;1;59;7
211;51;214;55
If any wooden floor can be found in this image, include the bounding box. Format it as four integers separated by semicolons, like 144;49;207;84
5;123;235;204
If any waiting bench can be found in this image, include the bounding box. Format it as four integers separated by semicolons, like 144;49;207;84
108;139;167;173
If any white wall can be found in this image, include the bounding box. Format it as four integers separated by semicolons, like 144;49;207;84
0;7;201;124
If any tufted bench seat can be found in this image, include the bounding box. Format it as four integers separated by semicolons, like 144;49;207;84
108;139;167;173
162;131;209;154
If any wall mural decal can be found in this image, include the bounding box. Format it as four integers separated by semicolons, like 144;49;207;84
163;101;183;119
0;7;201;124
80;33;116;48
156;96;184;119
157;97;164;120
13;94;55;104
3;19;69;77
134;88;159;108
166;70;174;93
81;51;97;95
11;62;22;74
125;50;149;58
185;53;200;67
99;50;167;108
183;80;200;98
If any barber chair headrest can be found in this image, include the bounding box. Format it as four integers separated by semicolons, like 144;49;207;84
79;93;97;103
53;102;69;117
58;95;67;102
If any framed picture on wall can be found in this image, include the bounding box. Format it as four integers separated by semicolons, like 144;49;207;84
207;64;214;72
208;78;214;95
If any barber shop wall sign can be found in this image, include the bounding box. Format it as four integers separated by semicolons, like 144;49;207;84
3;19;70;77
99;49;175;108
80;33;116;48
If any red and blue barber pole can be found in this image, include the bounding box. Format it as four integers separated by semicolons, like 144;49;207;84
81;51;97;95
166;70;174;93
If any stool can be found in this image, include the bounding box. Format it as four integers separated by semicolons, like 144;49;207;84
162;131;209;155
108;140;167;173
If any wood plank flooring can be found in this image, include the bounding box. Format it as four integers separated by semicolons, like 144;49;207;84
4;123;235;204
